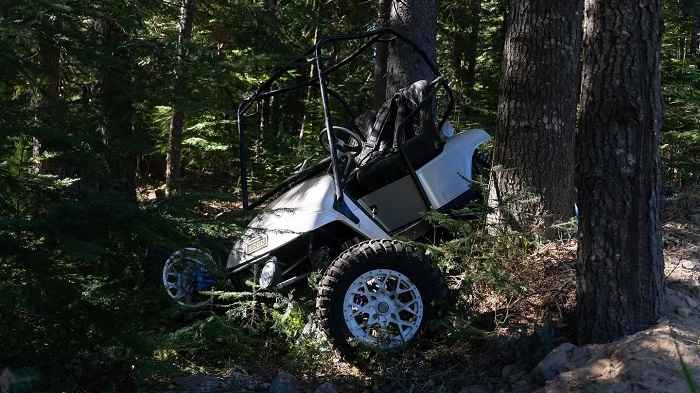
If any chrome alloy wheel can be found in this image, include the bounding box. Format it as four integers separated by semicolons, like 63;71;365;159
342;269;424;349
162;248;214;308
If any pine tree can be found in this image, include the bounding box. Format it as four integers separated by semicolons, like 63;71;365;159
576;0;665;343
488;0;583;230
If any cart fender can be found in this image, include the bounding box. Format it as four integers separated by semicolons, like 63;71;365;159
227;175;388;269
415;128;490;209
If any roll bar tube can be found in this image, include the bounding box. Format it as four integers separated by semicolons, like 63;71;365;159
237;28;454;210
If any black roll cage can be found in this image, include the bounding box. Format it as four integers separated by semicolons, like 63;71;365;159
237;28;454;211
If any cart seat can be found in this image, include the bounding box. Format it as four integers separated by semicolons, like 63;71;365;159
354;80;436;165
346;80;442;198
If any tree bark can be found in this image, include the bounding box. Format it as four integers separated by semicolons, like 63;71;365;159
447;0;481;95
165;0;197;197
488;0;583;230
447;5;467;94
464;0;481;94
299;0;320;139
681;0;700;54
691;15;700;57
98;19;137;201
33;31;61;174
576;0;664;344
373;0;391;108
385;0;437;97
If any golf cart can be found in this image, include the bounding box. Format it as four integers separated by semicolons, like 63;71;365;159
162;29;490;356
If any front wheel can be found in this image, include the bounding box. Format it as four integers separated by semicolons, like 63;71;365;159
162;247;217;308
316;240;448;358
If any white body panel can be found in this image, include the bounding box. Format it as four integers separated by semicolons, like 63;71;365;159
416;129;490;208
228;128;489;267
229;176;389;266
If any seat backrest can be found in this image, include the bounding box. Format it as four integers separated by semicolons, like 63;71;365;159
354;80;437;167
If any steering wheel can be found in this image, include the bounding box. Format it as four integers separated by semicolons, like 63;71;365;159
318;126;364;155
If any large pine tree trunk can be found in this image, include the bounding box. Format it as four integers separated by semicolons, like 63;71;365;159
385;0;437;96
488;0;583;230
576;0;664;344
165;0;196;197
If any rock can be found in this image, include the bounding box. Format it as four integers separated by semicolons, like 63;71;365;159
314;382;338;393
541;326;700;393
681;259;698;271
270;371;297;393
677;306;691;318
686;295;699;309
224;368;265;391
532;343;577;382
458;385;489;393
174;375;223;393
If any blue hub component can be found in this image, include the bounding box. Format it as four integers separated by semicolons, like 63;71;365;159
193;265;217;291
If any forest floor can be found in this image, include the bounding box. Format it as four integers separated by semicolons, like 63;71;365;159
145;189;700;393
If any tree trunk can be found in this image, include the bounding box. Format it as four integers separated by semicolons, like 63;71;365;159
691;15;700;57
33;35;61;174
447;5;467;94
165;0;197;197
447;0;480;96
487;0;583;231
464;0;481;94
373;0;390;108
576;0;664;344
266;0;278;17
385;0;437;97
98;19;137;201
299;0;320;139
681;0;699;56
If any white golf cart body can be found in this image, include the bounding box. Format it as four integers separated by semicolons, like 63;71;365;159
227;128;490;269
164;30;493;352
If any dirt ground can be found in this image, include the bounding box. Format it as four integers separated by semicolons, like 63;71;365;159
534;194;700;393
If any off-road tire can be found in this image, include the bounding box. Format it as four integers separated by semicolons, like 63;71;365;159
316;239;448;359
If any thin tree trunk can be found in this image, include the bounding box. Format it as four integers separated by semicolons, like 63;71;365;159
691;15;700;56
299;0;320;140
298;59;315;140
487;0;583;231
576;0;664;344
448;4;467;94
386;0;437;97
266;0;278;17
166;0;197;197
491;0;509;76
373;0;390;108
450;35;466;93
98;19;137;201
464;0;481;94
33;21;61;174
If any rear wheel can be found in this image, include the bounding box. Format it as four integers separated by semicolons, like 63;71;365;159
316;239;448;358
